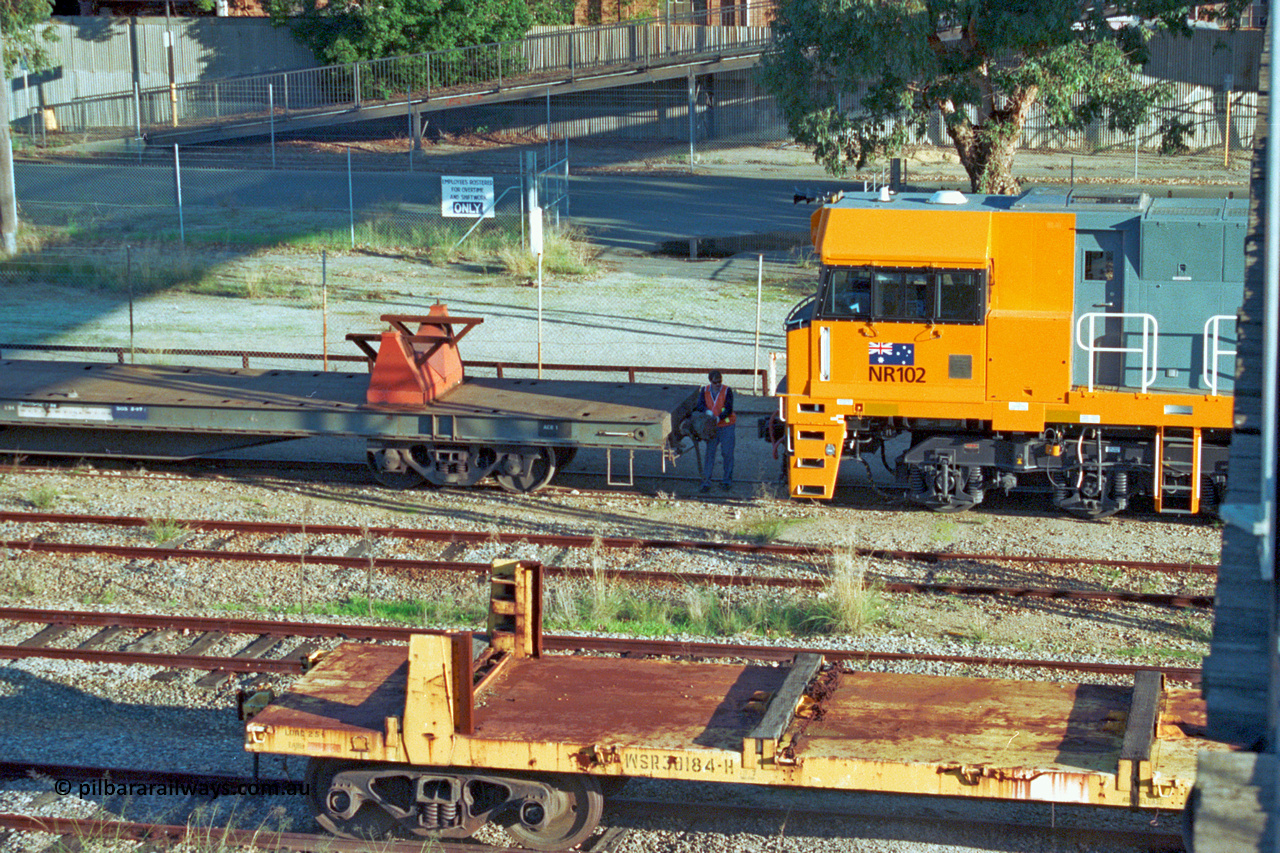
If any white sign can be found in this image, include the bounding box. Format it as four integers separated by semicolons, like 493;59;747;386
441;176;495;219
529;205;543;256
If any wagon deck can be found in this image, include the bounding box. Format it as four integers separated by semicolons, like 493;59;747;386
245;562;1229;814
0;359;691;457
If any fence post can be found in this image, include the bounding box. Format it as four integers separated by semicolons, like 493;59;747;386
322;250;329;371
353;64;361;109
283;73;290;119
754;253;762;388
269;83;276;169
173;144;185;245
687;67;695;171
127;245;135;364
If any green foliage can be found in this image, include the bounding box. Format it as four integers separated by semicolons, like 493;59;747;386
300;595;486;624
758;0;1246;194
23;484;58;509
1;0;58;78
264;0;534;65
527;0;574;25
146;517;188;545
735;515;803;545
1158;116;1196;154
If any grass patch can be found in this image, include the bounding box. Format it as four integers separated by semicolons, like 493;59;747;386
496;224;598;277
807;547;885;635
1113;645;1205;663
296;595;485;625
546;566;884;639
24;484;60;509
1177;609;1214;644
146;516;187;545
735;516;803;545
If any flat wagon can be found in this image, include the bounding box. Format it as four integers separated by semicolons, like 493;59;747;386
0;307;696;492
242;561;1228;849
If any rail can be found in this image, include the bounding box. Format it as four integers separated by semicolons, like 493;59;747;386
1202;314;1238;396
59;3;777;137
1074;312;1159;392
0;343;769;393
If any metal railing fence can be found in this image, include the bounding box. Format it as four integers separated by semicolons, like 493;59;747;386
41;3;777;137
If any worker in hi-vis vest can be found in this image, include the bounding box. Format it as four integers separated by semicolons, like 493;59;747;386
700;369;735;492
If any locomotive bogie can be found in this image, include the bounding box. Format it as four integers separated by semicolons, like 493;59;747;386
895;429;1230;516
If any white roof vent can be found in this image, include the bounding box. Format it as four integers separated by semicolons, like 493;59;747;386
929;190;968;205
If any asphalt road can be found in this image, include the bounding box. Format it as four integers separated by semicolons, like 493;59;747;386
13;160;835;253
15;150;1244;255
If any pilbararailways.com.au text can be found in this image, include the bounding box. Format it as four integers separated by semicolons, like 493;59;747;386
54;779;310;797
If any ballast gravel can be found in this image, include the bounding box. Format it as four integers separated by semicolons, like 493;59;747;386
0;460;1221;853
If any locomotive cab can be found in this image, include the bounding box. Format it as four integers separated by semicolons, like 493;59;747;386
776;188;1242;517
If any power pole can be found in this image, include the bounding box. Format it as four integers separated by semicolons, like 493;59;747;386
0;20;19;256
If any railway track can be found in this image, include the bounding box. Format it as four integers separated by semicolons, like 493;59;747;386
0;762;1187;852
0;511;1218;613
0;607;1204;683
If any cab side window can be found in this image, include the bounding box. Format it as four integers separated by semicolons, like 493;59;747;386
937;270;982;321
823;268;872;317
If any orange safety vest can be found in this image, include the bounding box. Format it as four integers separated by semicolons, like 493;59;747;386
703;384;736;426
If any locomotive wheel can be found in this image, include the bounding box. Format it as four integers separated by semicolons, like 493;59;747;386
1063;501;1121;521
495;447;557;494
504;773;603;851
909;462;976;513
366;447;426;490
927;495;972;513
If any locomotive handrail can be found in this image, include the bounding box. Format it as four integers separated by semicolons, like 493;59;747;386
1074;312;1159;392
1202;314;1238;396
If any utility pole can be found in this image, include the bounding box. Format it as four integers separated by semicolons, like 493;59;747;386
0;20;19;256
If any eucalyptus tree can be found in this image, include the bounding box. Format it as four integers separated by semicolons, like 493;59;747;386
760;1;1244;193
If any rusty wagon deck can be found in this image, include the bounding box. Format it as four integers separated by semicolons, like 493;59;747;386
246;636;1221;810
0;359;692;458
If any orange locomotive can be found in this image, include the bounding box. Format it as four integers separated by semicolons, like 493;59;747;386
772;188;1245;517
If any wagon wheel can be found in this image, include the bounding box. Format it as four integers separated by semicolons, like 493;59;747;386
552;446;578;471
495;447;557;494
306;759;399;841
505;774;603;851
366;447;426;490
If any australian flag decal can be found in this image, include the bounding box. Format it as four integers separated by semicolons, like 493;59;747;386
868;342;915;365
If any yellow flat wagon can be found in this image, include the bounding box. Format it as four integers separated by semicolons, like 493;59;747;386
243;562;1228;848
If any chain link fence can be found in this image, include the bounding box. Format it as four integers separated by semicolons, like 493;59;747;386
6;72;1253;392
0;241;798;396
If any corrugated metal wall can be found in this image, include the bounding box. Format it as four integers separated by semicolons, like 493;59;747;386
1145;25;1263;89
7;16;316;123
